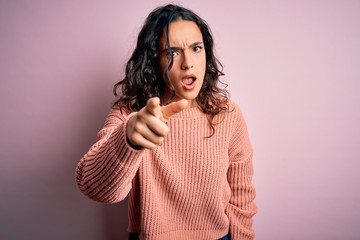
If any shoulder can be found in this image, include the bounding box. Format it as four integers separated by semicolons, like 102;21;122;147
222;99;251;138
228;99;240;111
211;99;246;136
224;99;245;122
103;104;133;127
211;99;243;124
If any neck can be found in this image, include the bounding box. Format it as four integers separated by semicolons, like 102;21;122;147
161;95;198;108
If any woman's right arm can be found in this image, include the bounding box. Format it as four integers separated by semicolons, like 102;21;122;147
75;107;145;203
76;98;187;203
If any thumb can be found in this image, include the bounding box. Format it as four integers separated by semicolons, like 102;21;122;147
161;99;189;122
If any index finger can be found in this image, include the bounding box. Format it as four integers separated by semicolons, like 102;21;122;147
161;99;189;122
145;97;161;118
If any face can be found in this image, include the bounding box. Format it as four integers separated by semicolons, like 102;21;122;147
159;20;206;107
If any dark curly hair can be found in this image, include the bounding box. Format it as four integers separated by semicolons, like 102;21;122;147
113;4;229;135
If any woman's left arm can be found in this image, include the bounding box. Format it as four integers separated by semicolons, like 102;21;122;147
226;104;258;240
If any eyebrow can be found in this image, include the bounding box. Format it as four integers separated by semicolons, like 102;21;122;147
161;41;204;52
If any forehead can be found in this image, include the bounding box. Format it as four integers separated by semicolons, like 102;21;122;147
160;20;203;47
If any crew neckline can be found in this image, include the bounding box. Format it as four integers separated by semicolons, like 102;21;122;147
171;106;204;119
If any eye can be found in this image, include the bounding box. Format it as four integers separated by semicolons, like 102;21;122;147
167;49;178;57
193;46;202;52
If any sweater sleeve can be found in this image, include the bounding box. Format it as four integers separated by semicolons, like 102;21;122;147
75;107;145;203
225;104;257;240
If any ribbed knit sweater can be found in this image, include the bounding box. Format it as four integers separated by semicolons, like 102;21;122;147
76;100;257;240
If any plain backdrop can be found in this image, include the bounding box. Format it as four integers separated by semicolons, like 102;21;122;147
1;0;359;239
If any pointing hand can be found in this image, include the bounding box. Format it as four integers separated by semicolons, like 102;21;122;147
126;97;188;149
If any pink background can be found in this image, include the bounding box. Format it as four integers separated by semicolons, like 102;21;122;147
1;1;359;239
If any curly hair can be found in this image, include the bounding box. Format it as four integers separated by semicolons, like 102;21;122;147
113;4;229;135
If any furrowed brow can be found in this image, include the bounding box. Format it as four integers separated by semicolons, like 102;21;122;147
172;42;204;49
160;46;180;53
190;42;203;47
160;42;203;53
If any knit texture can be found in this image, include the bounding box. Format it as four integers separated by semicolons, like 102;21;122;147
76;100;257;240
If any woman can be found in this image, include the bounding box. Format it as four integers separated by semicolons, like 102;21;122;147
76;4;257;240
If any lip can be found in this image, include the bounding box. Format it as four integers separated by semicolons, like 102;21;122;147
181;74;197;90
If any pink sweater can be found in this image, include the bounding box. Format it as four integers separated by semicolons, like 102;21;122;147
76;100;257;240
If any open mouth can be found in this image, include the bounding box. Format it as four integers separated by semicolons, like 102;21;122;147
181;75;197;89
183;77;196;85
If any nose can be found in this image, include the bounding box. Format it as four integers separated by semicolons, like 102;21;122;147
181;51;193;70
